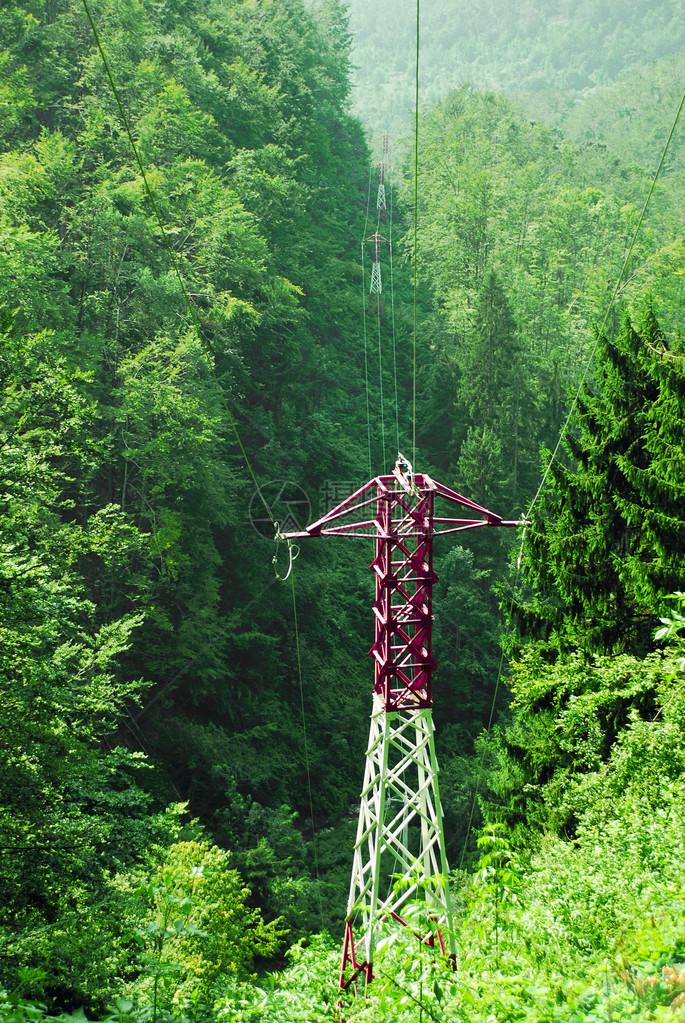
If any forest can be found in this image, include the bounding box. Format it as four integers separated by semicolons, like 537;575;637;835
347;0;685;146
1;0;685;1020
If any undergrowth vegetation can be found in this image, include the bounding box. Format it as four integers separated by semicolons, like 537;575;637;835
2;607;684;1021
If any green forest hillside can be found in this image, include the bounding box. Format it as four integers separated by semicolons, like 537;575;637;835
2;0;685;1020
347;0;685;159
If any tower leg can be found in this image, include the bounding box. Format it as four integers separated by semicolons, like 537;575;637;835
340;700;455;994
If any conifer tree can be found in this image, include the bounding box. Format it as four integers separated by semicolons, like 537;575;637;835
517;306;685;656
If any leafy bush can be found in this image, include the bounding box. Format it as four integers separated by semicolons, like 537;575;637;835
124;839;284;1017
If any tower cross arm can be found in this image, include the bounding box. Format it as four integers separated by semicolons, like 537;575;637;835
276;467;528;543
362;231;390;245
277;478;382;540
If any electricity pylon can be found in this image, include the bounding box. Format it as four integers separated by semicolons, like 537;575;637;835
363;231;388;316
281;455;520;994
376;161;387;219
376;134;390;221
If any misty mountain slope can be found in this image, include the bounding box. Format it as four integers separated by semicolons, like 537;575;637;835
348;0;685;156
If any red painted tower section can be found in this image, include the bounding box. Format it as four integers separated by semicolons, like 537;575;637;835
370;476;436;711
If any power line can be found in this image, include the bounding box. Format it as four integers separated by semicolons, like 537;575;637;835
290;570;325;931
522;83;685;530
81;0;280;537
389;173;401;458
460;81;685;868
376;292;387;468
361;165;374;477
412;0;420;470
82;0;323;911
360;244;373;479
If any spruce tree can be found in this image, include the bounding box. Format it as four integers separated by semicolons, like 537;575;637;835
517;306;685;656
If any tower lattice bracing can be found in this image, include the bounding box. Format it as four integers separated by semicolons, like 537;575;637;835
376;162;387;220
377;134;389;220
281;459;519;995
340;699;452;990
364;231;387;316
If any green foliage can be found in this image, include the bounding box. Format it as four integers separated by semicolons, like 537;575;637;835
214;935;341;1022
0;0;375;1003
3;0;685;1017
227;760;685;1022
125;839;284;1017
404;84;683;568
655;592;685;673
467;824;523;969
0;317;169;1006
517;309;685;655
348;0;685;156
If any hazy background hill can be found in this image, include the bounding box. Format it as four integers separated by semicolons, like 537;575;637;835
347;0;685;172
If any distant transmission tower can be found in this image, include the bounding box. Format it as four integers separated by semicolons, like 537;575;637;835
364;231;389;316
281;455;520;994
376;134;390;221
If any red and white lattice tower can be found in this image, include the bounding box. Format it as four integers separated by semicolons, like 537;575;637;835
281;456;519;994
376;134;390;220
364;231;388;316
